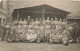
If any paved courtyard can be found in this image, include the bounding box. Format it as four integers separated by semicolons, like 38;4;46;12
0;41;80;51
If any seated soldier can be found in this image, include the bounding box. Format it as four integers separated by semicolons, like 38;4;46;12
28;24;33;29
17;24;22;29
37;25;45;42
26;28;33;41
26;29;37;42
62;30;69;46
45;28;51;43
50;29;55;43
45;21;51;30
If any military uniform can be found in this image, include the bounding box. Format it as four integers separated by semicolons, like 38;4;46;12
44;24;51;43
62;30;69;46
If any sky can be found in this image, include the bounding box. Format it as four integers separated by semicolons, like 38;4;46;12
0;0;2;2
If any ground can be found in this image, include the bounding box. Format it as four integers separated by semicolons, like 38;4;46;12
0;41;80;51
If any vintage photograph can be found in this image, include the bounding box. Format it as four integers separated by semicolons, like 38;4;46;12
0;0;80;51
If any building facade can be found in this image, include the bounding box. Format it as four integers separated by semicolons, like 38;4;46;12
12;4;70;21
0;0;8;25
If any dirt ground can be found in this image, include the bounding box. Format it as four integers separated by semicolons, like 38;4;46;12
0;41;80;51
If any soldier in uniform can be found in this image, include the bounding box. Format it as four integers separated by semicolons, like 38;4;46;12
42;19;46;26
54;18;58;25
30;19;34;25
62;30;69;46
46;17;50;25
34;18;40;26
27;28;37;42
22;19;28;30
62;19;67;27
0;24;6;41
45;19;51;43
23;19;27;25
50;18;55;28
4;23;11;41
18;18;23;25
59;18;62;25
50;26;56;43
27;16;31;25
37;24;45;43
50;18;53;25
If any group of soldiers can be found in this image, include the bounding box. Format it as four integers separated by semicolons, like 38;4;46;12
1;16;73;46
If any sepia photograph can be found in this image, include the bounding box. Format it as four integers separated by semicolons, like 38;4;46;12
0;0;80;51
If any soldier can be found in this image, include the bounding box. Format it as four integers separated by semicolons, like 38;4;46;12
39;18;42;26
54;18;58;25
27;16;31;25
72;23;80;43
50;18;53;25
23;19;27;25
42;19;46;26
27;28;37;42
18;18;22;25
0;24;6;41
63;19;67;25
62;30;69;46
50;18;55;27
45;29;51;43
4;23;11;41
46;17;50;25
34;18;40;26
59;18;62;25
50;27;55;44
45;22;51;43
30;19;34;25
37;24;45;42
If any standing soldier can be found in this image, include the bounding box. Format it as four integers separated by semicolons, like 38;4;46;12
50;18;55;28
0;24;6;41
27;16;31;25
19;18;23;25
34;18;40;26
45;18;51;43
30;19;34;25
63;19;67;27
46;17;50;25
4;23;11;41
54;18;58;25
59;18;62;25
42;19;46;26
50;18;54;25
23;19;27;25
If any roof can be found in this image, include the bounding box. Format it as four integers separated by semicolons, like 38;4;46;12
68;17;80;19
13;4;70;14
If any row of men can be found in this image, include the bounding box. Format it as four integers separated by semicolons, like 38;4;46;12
12;17;67;25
